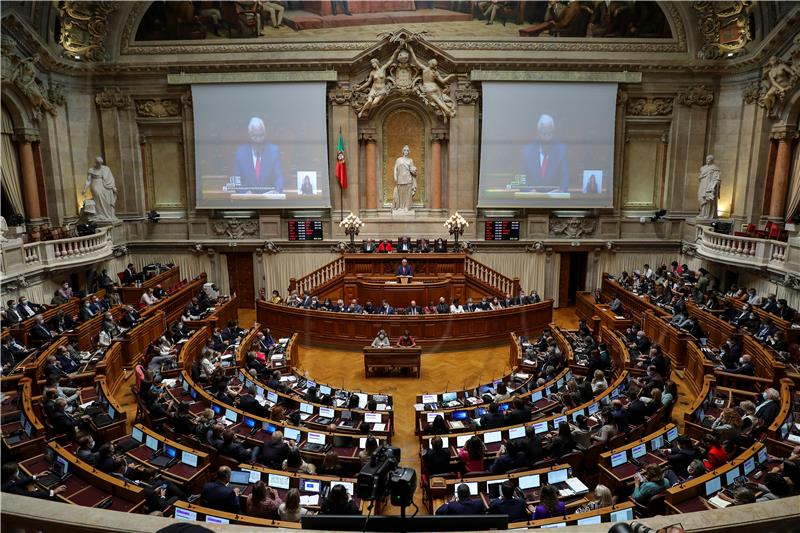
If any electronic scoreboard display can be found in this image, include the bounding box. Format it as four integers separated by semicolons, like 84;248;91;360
484;220;520;241
288;220;323;241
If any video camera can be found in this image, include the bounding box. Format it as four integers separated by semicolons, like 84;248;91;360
356;444;417;508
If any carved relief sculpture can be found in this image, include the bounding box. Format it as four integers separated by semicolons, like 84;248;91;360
627;97;674;116
211;219;258;239
677;85;714;107
9;55;57;118
407;46;457;120
697;154;721;220
356;48;400;118
549;217;597;238
136;98;181;118
757;56;799;116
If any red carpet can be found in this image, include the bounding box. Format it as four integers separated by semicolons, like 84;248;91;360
283;8;473;31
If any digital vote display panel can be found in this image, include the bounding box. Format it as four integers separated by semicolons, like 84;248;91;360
288;220;323;241
484;220;520;241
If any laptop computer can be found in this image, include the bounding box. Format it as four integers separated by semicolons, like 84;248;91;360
37;457;70;488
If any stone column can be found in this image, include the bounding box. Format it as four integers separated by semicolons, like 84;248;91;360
329;87;359;217
14;129;42;222
361;130;377;209
430;130;447;210
768;126;798;221
449;81;481;213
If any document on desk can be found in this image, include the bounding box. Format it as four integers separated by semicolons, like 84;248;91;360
162;379;178;388
300;495;319;506
414;403;425;411
565;477;589;494
707;495;731;508
372;423;386;432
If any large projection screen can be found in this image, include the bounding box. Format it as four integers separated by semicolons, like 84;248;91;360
193;83;331;209
478;82;617;208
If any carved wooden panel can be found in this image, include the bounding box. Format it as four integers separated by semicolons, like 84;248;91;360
621;124;668;209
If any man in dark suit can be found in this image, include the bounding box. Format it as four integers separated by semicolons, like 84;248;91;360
436;483;485;515
435;297;450;314
256;431;290;468
79;299;96;322
396;258;413;277
377;300;395;315
201;467;241;514
479;402;504;429
625;392;648;426
406;300;423;316
422;436;452;477
1;462;67;499
237;385;267;417
50;311;75;334
729;354;755;376
488;480;529;521
49;398;87;437
663;436;701;476
233;117;284;192
218;430;252;462
121;263;139;285
1;336;28;375
16;297;43;319
754;388;780;429
519;114;570;192
3;300;23;324
30;316;55;343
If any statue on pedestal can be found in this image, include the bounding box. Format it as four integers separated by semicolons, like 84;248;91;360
697;154;720;220
83;156;118;223
392;145;417;212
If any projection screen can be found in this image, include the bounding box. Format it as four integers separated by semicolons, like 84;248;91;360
193;83;331;209
477;82;617;208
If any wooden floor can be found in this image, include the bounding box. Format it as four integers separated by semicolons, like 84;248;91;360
115;305;693;513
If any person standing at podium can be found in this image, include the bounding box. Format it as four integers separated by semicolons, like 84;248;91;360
397;330;416;347
396;258;413;277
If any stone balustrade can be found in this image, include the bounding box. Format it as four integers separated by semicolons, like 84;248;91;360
694;224;790;271
1;227;114;280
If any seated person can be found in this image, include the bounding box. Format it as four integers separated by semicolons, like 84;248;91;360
488;480;530;522
376;299;395;315
458;436;486;473
376;239;393;253
406;300;422;315
218;430;252;462
422;436;452;476
436;483;486;515
200;467;241;514
632;464;671;504
435;297;450;314
16;296;44;320
397;330;416;347
532;484;566;519
371;330;390;348
319;483;359;515
30;315;56;343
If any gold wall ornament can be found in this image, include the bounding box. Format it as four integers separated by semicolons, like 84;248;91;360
756;56;799;117
95;87;132;109
627;97;674;117
58;1;117;61
677;85;714;107
693;1;753;60
136;98;181;118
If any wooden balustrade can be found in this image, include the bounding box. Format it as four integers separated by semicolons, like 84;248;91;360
725;296;799;344
289;256;345;295
685;301;736;349
600;274;670;323
600;325;629;375
684;341;716;397
68;305;124;351
94;342;125;396
9;298;80;346
464;256;521;296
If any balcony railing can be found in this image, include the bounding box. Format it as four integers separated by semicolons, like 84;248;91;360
1;227;114;279
694;224;788;269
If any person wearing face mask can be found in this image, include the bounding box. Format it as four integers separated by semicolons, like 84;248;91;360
371;330;390;348
16;296;43;319
728;354;754;376
76;435;98;465
79;298;96;322
1;462;67;499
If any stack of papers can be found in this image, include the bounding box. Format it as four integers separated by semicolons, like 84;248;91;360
708;495;731;508
300;495;319;506
376;404;387;411
372;423;386;432
565;478;588;494
414;403;425;411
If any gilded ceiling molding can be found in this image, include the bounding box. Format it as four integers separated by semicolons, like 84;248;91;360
57;1;117;61
135;98;180;118
693;0;754;60
677;85;714;107
95;87;132;109
627;97;674;117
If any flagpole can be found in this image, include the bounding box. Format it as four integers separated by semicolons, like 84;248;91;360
339;126;344;223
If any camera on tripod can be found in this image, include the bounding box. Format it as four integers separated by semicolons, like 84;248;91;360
356;444;417;509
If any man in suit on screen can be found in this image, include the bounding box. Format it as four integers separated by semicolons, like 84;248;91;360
520;114;570;192
233;117;284;192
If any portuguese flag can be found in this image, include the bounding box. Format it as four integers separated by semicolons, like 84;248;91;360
335;128;347;190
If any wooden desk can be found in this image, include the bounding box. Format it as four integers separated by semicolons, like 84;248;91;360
364;346;421;378
183;293;239;331
601;274;671;323
141;274;207;326
9;298;80;346
257;300;553;349
726;296;799;344
117;266;181;304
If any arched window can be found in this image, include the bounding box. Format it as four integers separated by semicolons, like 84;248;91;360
1;105;26;219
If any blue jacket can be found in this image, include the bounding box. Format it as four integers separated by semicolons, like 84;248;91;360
233;143;284;191
201;480;240;514
436;498;486;515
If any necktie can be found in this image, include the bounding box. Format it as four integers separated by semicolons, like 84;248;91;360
541;152;549;179
255;155;262;181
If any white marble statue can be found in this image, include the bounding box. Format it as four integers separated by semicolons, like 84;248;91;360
697;154;720;220
392;145;417;212
83;156;118;223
